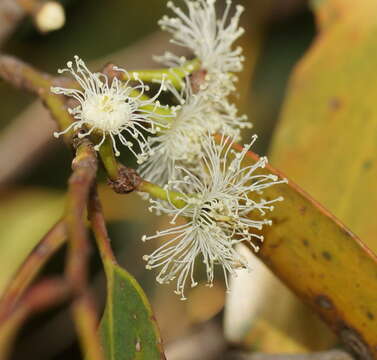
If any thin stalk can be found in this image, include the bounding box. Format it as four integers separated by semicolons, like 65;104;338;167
88;187;116;265
131;58;201;89
98;136;119;181
137;180;187;209
72;293;105;360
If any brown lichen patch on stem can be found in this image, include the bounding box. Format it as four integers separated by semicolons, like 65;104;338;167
107;164;142;194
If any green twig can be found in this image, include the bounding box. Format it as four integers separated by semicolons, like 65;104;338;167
107;58;201;90
98;136;119;181
137;180;187;208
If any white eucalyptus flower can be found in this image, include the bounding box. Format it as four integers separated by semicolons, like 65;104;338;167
159;0;245;74
138;79;207;186
142;134;287;299
138;78;250;186
51;56;172;163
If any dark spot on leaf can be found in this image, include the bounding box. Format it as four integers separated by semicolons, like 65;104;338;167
316;295;333;309
363;160;373;171
269;243;279;249
311;253;318;260
302;238;309;247
299;206;307;215
322;251;332;261
329;97;342;111
269;237;284;249
366;312;374;320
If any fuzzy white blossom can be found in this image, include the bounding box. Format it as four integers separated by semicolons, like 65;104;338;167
51;56;172;163
139;79;206;186
159;0;245;74
142;134;287;300
138;78;250;186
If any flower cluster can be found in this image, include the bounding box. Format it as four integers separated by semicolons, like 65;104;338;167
51;1;286;299
138;77;250;186
140;0;250;184
142;135;286;299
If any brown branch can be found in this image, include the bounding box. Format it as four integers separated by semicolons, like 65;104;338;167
0;277;70;360
0;0;65;48
0;54;53;93
65;138;97;292
0;54;74;142
63;138;106;360
88;187;116;263
0;0;25;48
0;219;67;314
0;163;99;359
72;293;104;360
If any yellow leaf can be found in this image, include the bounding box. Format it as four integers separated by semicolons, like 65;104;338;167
0;189;64;296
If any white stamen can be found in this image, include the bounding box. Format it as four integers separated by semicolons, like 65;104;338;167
158;0;245;74
51;56;173;159
138;78;250;186
142;134;286;299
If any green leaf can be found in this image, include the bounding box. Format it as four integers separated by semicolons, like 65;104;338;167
99;260;164;360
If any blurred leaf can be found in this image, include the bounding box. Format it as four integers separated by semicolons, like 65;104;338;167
224;6;321;351
98;186;156;223
234;144;377;359
224;245;335;352
100;260;164;360
0;307;23;359
0;189;64;296
243;319;309;353
270;0;377;251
